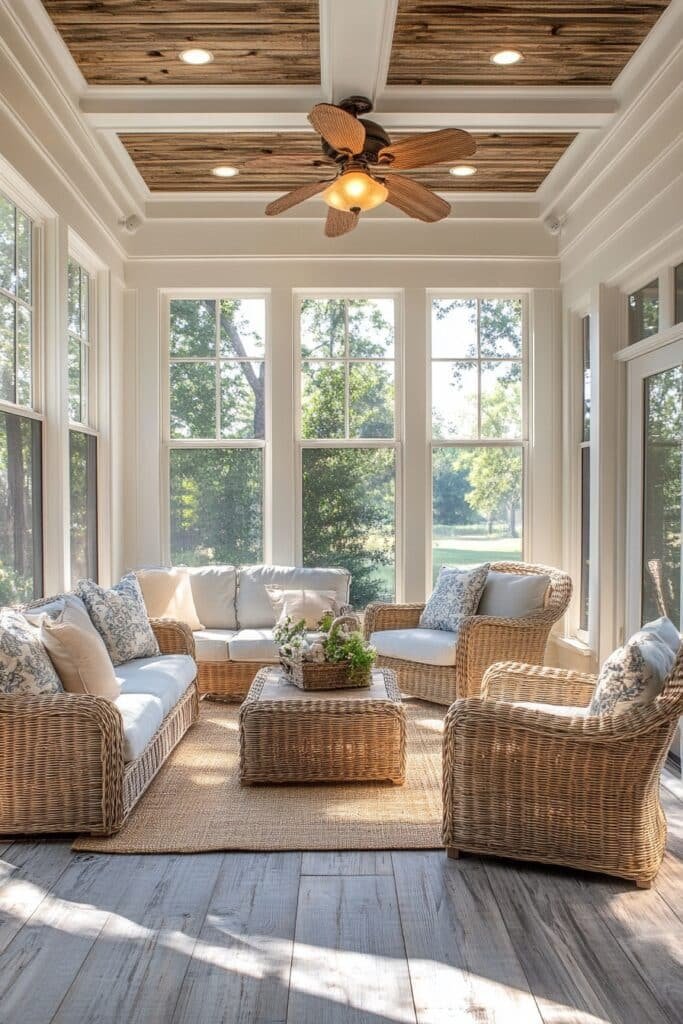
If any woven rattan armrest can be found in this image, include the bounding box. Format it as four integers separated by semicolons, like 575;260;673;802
149;618;195;658
482;661;598;707
363;603;424;638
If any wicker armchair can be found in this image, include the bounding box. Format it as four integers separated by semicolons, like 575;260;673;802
442;654;683;888
364;561;572;705
0;618;198;837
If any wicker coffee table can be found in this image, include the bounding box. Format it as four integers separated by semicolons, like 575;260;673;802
239;666;406;785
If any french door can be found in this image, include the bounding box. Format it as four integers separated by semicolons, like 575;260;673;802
626;337;683;635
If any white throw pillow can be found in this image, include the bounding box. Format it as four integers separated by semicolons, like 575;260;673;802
419;563;490;633
265;586;338;629
477;570;550;618
77;574;160;667
137;567;204;631
0;608;63;696
40;594;119;700
589;619;677;716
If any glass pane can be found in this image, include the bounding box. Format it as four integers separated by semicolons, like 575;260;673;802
347;298;394;357
170;361;217;439
642;365;682;628
0;195;13;295
220;360;264;439
15;209;31;306
628;280;659;344
300;298;345;358
480;361;522;439
431;298;477;358
675;263;683;326
432;445;523;583
0;297;15;403
580;446;590;631
169;298;216;357
0;410;42;603
67;259;81;335
80;266;90;339
170;448;263;565
69;429;97;584
68;335;82;423
432;361;478;439
301;361;345;439
349;362;394;438
480;299;522;358
582;315;591;443
219;298;265;358
15;305;31;408
302;447;395;607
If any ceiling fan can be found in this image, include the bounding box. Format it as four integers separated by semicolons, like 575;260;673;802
258;96;476;237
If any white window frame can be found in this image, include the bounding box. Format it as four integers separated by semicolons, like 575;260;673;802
578;313;591;640
161;289;271;565
66;254;95;431
427;290;529;595
293;290;403;602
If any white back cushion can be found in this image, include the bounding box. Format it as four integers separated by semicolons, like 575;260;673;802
187;565;237;629
477;571;550;618
237;565;351;628
137;568;203;631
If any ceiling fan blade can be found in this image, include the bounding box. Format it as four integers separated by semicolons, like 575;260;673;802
242;154;334;170
265;179;331;216
384;175;450;222
308;103;365;155
378;129;476;170
324;207;359;238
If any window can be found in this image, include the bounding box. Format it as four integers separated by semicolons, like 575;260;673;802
579;315;591;632
628;279;659;345
67;256;98;583
0;194;42;604
298;297;397;607
675;263;683;325
168;297;266;564
431;297;524;582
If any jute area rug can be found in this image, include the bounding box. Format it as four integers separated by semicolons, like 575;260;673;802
73;699;445;853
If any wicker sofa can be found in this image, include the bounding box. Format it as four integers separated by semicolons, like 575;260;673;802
0;614;198;837
364;561;572;705
442;653;683;887
137;564;351;701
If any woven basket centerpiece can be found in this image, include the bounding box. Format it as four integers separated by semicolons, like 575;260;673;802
277;613;375;690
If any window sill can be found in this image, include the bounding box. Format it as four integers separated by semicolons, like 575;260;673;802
552;634;595;658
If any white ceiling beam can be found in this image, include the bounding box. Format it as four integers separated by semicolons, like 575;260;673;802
319;0;398;106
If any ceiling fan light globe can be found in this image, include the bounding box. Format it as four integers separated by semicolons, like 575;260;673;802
323;172;388;213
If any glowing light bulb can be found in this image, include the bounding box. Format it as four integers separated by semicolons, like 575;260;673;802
179;48;214;65
490;49;523;66
323;171;388;213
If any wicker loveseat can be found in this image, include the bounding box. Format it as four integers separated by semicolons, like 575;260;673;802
0;616;198;837
442;654;683;888
364;561;572;705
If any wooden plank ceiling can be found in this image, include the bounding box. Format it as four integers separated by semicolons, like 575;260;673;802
119;131;577;192
388;1;671;86
41;1;320;85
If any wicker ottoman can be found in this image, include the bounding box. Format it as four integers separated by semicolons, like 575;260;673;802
239;666;406;785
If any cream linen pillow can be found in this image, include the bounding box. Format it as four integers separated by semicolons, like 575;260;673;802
137;568;204;631
40;595;120;700
265;587;338;629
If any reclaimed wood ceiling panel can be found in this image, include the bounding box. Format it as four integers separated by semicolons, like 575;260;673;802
119;131;577;192
41;1;320;85
388;1;671;86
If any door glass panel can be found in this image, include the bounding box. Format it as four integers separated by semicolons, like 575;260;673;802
642;365;682;629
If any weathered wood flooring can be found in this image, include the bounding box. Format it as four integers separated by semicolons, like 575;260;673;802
0;779;681;1024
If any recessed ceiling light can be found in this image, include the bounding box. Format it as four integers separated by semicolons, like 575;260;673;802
449;164;477;177
490;49;523;66
211;165;239;178
179;48;214;65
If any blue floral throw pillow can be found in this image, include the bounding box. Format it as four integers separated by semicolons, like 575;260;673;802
589;625;677;716
419;563;490;634
77;573;160;667
0;608;63;696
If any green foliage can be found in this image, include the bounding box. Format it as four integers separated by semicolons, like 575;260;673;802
323;625;376;684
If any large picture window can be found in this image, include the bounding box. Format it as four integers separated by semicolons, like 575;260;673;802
168;297;266;565
67;255;98;584
298;298;397;607
431;297;524;581
0;193;32;407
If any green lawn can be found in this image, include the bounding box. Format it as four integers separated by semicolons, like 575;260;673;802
432;531;521;581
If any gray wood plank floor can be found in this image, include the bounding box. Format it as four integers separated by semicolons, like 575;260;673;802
0;779;681;1024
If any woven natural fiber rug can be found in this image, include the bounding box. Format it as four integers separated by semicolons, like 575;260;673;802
73;699;445;853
